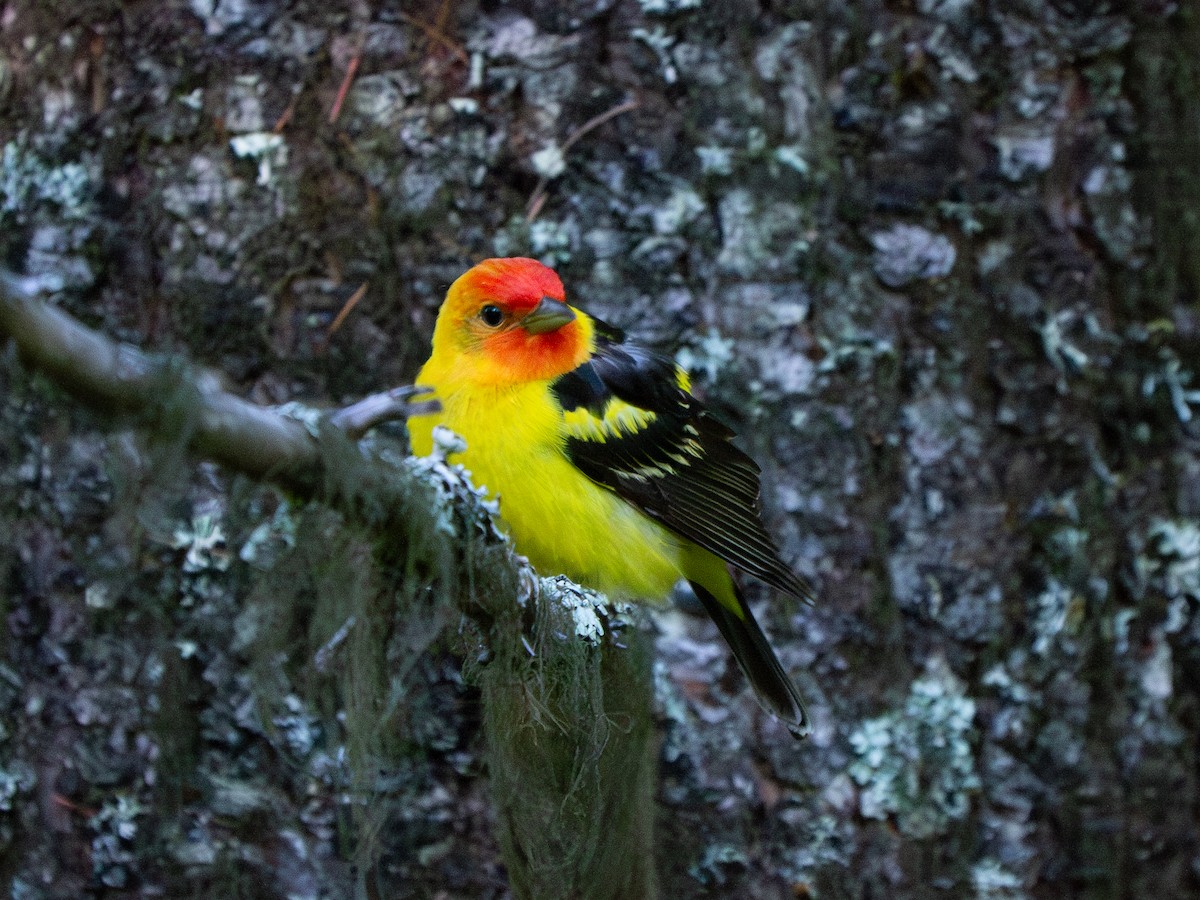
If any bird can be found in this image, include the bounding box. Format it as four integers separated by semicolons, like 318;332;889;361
408;257;813;737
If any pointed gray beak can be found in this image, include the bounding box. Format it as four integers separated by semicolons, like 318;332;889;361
521;296;577;334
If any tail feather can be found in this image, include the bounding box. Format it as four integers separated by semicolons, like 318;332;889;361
689;580;810;739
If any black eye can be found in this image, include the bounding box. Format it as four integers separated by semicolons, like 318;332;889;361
480;304;504;327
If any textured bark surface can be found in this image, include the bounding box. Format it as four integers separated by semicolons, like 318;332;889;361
2;1;1198;897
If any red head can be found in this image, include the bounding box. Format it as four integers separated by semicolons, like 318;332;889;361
429;258;592;385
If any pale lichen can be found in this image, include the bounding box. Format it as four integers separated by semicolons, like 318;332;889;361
1029;577;1083;659
0;761;35;813
1142;349;1200;423
631;26;679;84
970;858;1025;900
405;428;501;540
239;501;298;568
848;659;980;839
870;224;957;288
637;0;702;14
540;576;632;646
89;795;142;888
229;132;288;187
0;141;93;222
171;510;231;575
689;843;748;886
1148;519;1200;601
675;328;735;383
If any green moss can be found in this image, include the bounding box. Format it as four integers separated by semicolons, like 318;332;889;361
479;580;657;900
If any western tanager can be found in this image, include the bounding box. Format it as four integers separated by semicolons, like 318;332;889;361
409;257;812;736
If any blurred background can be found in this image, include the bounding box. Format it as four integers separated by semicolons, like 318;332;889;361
1;1;1198;896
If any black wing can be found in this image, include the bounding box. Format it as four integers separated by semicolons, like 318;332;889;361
552;319;812;601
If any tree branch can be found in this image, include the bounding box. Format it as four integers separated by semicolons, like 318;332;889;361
329;385;440;440
0;271;437;490
0;270;661;896
0;272;313;475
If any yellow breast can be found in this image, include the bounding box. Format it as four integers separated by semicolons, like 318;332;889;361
408;375;684;601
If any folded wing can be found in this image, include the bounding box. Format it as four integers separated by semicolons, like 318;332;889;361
551;319;812;602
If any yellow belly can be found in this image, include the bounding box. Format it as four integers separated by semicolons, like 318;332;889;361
409;379;685;601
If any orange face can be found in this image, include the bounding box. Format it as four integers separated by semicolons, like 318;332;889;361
433;257;592;385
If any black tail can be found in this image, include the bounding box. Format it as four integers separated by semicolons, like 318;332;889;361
689;580;810;739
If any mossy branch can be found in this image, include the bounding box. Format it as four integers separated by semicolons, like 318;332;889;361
0;271;422;491
0;271;536;638
0;271;660;899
